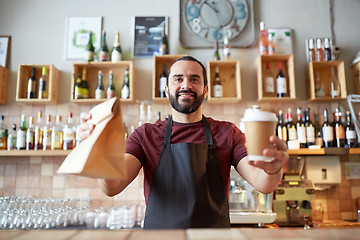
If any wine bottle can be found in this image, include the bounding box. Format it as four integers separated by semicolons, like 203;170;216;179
16;114;27;150
85;31;95;62
268;33;275;55
111;31;122;62
345;111;357;148
304;107;315;147
121;68;130;99
314;70;325;97
99;30;109;62
213;41;220;60
308;38;315;62
223;37;231;60
286;108;297;142
276;110;284;141
107;70;116;99
27;67;37;99
26;116;35;150
263;62;275;97
7;124;17;150
159;64;167;98
314;113;323;147
159;23;169;55
334;108;345;148
95;71;105;99
38;66;48;99
276;62;287;98
329;66;340;98
51;114;63;150
42;114;52;150
63;112;75;150
81;68;89;99
74;73;83;100
34;111;43;151
322;109;334;148
213;66;223;98
258;21;268;55
324;37;332;61
315;38;324;62
296;107;307;148
0;115;8;150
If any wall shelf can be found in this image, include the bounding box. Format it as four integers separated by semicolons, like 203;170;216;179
288;147;360;155
0;150;71;157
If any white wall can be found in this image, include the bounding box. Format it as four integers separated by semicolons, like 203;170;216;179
0;0;359;104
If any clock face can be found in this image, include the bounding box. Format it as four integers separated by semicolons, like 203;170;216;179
183;0;249;42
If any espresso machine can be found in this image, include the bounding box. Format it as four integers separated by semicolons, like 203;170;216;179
273;156;315;226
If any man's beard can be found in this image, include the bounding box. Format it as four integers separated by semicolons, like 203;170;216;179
168;89;205;114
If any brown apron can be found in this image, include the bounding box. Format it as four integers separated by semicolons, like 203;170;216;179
143;115;230;229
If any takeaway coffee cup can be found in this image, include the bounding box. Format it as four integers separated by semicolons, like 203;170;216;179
241;106;277;161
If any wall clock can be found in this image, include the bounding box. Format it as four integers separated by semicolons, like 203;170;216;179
180;0;255;48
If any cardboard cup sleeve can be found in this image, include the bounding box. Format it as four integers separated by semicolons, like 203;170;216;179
57;97;127;179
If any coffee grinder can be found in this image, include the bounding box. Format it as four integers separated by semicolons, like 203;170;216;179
273;156;315;226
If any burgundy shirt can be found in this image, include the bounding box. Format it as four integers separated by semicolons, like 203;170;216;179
126;117;247;203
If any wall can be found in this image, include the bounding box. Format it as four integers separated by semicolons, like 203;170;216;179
1;0;360;221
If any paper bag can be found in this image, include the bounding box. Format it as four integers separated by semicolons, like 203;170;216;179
57;97;127;179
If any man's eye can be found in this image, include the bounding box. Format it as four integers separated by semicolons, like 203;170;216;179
174;78;182;82
191;78;199;82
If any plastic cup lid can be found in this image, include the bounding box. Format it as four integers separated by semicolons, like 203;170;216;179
241;105;277;122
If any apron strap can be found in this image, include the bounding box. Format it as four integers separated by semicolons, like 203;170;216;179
164;116;173;145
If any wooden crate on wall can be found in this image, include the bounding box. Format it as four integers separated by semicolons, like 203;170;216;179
0;66;9;104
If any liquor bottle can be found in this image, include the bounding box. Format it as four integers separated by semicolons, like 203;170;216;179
276;110;284;141
63;112;75;150
258;21;268;55
157;112;161;121
345;111;357;148
324;37;332;61
107;70;116;99
159;23;169;55
147;105;153;123
263;62;275;97
27;67;37;99
81;68;89;99
308;38;315;62
213;41;220;60
138;102;146;127
268;33;275;55
223;37;231;60
296;107;307;148
322;109;334;148
38;66;48;99
276;62;287;98
34;111;43;151
286;108;297;142
314;113;323;147
315;38;324;62
121;68;130;99
213;66;223;98
0;115;7;150
26;116;35;150
42;114;52;150
334;108;345;148
95;71;105;100
111;31;122;62
7;124;17;150
159;64;167;98
85;31;95;62
304;107;315;147
99;30;109;62
51;114;63;150
314;70;325;97
74;73;83;100
329;66;340;98
16;114;27;150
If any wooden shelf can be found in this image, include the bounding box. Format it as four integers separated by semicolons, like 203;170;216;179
351;60;360;93
0;65;9;104
0;150;71;157
288;147;360;155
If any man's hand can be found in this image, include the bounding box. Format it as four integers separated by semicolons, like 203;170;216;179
248;135;289;174
79;112;95;140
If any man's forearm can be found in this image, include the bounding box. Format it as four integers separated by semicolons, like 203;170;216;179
99;179;122;197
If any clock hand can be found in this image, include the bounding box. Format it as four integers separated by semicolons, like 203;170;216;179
204;0;224;28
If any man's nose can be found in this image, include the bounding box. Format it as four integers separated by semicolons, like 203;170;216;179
180;78;192;90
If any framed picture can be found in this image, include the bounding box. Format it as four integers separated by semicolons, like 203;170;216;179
65;16;102;59
0;36;11;68
133;16;168;57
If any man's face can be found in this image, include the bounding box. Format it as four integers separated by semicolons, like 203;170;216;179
166;60;208;114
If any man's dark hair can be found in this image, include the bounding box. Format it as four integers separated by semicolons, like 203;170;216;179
167;56;208;87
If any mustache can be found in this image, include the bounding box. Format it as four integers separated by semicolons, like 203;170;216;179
176;89;198;98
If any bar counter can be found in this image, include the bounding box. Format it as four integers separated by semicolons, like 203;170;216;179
1;228;360;240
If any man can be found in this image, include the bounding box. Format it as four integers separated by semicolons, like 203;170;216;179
79;56;289;229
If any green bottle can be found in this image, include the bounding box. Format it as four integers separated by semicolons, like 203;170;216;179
111;31;122;62
38;66;48;99
16;114;27;150
74;73;83;99
85;31;95;62
99;30;109;62
121;68;130;99
107;70;116;99
95;71;105;99
81;68;89;99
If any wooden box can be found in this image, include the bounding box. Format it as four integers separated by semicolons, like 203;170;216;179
256;54;296;102
352;60;360;94
306;61;347;101
152;55;185;103
207;60;241;103
16;64;59;104
71;61;134;104
0;66;9;104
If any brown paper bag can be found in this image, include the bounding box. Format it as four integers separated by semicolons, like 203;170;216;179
57;97;127;179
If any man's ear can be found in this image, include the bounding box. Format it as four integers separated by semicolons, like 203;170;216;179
165;85;169;98
204;85;209;99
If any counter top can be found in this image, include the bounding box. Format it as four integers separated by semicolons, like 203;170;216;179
1;228;360;240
